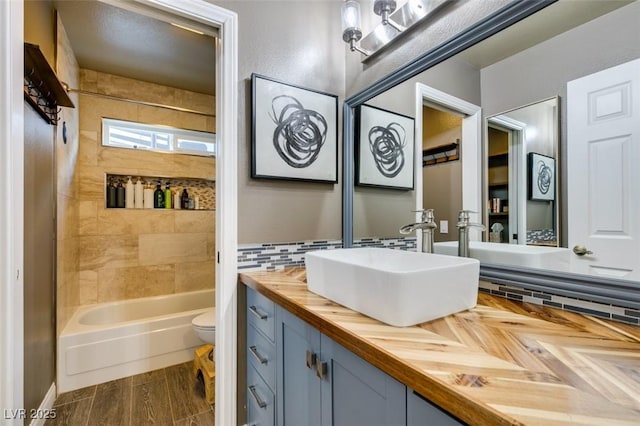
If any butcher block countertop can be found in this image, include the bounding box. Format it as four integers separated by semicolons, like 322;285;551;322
239;268;640;426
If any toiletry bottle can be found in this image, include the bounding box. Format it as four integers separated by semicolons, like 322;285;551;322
106;178;117;208
143;183;154;209
194;195;200;210
116;179;126;208
164;182;172;209
134;177;144;209
174;190;181;210
125;177;135;209
181;188;189;209
154;182;165;208
188;196;195;210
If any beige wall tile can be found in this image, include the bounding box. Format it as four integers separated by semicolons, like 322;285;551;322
174;211;214;234
98;209;175;235
173;90;215;115
79;270;98;305
80;69;98;92
205;117;216;133
97;265;175;303
139;233;208;266
98;146;171;174
97;72;176;105
207;232;215;259
78;130;98;166
78;200;98;236
79;235;138;270
58;195;77;240
175;261;215;293
77;165;105;201
171;155;215;180
79;95;138;132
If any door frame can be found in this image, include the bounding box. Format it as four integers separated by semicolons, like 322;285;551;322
486;115;526;244
414;83;482;250
0;1;238;425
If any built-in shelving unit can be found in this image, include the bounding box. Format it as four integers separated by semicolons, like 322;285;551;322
106;173;215;210
24;43;74;125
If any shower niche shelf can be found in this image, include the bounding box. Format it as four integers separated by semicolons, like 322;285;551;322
106;173;215;210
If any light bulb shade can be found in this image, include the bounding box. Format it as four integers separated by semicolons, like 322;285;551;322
342;0;362;35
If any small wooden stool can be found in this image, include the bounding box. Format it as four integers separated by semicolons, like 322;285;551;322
193;344;215;405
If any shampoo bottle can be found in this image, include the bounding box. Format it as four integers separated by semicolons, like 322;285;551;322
116;179;126;208
154;182;165;208
125;177;135;208
106;178;117;208
134;177;144;209
143;183;154;209
164;182;172;209
174;190;181;210
181;188;189;210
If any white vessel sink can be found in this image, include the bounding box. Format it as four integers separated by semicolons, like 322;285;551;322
434;241;569;270
305;248;480;327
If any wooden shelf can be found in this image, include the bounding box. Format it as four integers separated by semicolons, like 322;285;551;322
489;181;508;187
488;150;508;158
489;212;508;217
24;43;74;125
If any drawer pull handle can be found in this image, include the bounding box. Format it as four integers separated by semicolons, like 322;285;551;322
306;350;317;369
249;345;268;365
316;360;328;380
248;385;267;409
249;305;268;321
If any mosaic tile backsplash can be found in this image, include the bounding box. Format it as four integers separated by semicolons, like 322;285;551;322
237;237;417;272
479;281;640;325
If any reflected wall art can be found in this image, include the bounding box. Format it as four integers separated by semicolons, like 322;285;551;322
355;104;415;190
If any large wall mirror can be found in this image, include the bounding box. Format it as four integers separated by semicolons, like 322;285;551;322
343;0;640;309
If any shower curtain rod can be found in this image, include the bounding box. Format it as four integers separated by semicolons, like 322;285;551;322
66;88;216;118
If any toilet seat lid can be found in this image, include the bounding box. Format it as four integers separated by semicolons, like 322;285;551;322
193;308;215;328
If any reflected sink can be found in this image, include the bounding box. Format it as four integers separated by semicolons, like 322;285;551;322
433;241;569;270
305;248;480;327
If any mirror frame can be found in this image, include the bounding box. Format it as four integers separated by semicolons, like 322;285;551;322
342;0;640;310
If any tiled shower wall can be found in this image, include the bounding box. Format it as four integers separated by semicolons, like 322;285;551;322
74;70;216;306
56;16;80;331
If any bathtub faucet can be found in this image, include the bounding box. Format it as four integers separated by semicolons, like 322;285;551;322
400;209;437;253
457;210;485;257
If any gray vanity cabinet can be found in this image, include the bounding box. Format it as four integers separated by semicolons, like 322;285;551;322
407;388;465;425
245;287;459;426
276;307;406;426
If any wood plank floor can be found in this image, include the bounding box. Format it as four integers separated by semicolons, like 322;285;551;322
45;362;214;426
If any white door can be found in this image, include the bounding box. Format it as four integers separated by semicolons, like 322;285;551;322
567;58;640;281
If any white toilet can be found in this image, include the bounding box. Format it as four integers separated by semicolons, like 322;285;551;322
192;307;216;344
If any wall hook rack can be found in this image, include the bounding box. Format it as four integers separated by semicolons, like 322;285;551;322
23;43;75;125
422;139;460;167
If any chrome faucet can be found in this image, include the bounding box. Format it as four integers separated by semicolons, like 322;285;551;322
457;210;486;257
400;209;438;253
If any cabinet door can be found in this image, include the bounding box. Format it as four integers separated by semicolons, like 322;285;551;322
277;308;321;426
407;388;464;426
320;335;406;426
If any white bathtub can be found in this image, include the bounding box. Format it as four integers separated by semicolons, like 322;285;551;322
57;289;214;393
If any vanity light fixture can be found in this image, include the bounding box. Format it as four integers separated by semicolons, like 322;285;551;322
343;0;451;60
342;0;371;56
373;0;406;33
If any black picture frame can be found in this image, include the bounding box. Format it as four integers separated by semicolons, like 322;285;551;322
251;73;338;183
528;152;555;201
355;104;415;190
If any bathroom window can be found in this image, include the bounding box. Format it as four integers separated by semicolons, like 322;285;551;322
102;118;216;157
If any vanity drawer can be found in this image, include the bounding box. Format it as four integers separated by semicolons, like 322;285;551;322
247;288;276;342
247;363;275;426
247;322;276;390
